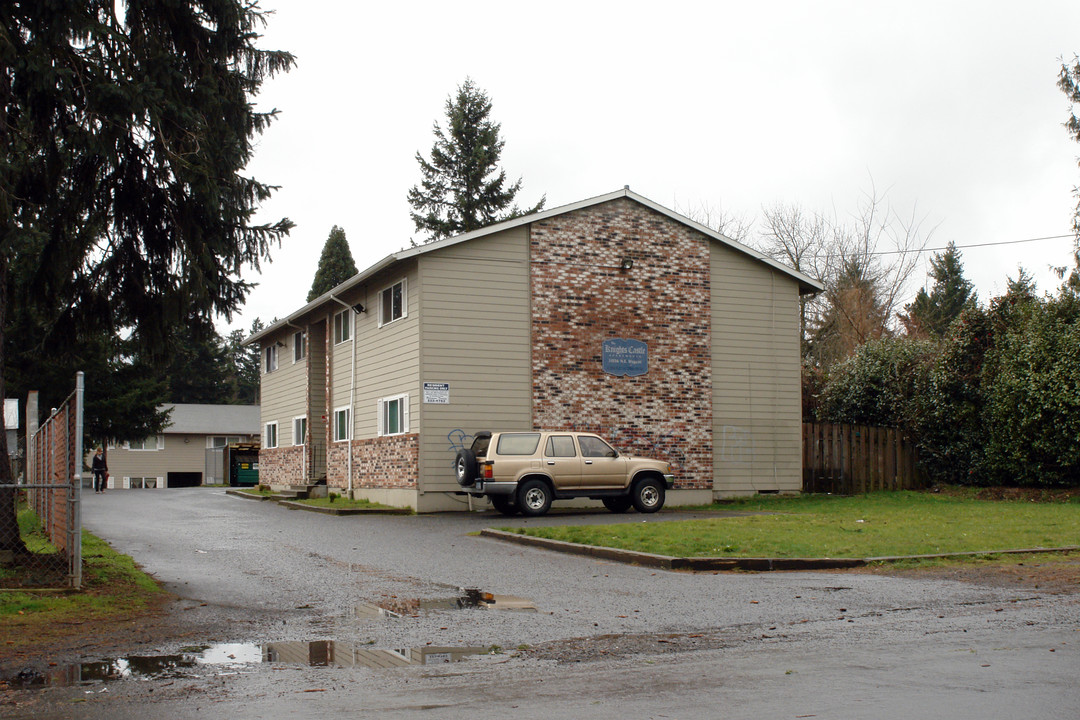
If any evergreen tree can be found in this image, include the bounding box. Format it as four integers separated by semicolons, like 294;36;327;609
1059;56;1080;290
407;78;545;242
222;319;264;404
158;318;232;404
308;226;359;301
901;242;976;337
809;259;889;369
0;0;293;558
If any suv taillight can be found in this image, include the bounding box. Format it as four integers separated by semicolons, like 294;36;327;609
481;462;494;480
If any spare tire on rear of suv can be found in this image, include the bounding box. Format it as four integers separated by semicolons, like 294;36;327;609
455;448;478;487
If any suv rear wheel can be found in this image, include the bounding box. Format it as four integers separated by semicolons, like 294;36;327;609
490;495;519;516
602;497;633;513
631;477;665;513
517;479;553;517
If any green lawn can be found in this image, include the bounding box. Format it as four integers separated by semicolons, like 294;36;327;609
1;510;164;648
292;495;403;511
505;491;1080;559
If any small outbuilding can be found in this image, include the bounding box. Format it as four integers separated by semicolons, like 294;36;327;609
102;403;260;489
247;188;822;511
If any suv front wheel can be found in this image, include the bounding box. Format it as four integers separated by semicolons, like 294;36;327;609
631;477;665;513
517;479;553;517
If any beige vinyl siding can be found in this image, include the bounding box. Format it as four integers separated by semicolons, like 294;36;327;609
307;320;326;464
710;242;803;494
416;226;532;492
352;263;420;439
105;434;228;483
260;331;309;445
330;307;355;420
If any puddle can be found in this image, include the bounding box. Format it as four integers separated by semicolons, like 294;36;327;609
352;588;536;618
8;641;493;687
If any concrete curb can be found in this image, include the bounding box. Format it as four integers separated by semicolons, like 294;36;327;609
479;529;1080;572
276;500;413;516
225;489;273;501
225;489;413;514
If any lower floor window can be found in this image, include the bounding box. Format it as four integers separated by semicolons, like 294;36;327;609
379;394;409;436
127;477;159;489
333;407;351;442
265;422;278;449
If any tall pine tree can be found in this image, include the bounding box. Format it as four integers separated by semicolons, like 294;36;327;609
0;0;293;558
408;78;545;243
308;226;359;301
901;242;976;337
1060;55;1080;290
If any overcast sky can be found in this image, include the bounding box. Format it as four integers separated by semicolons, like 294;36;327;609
227;0;1080;334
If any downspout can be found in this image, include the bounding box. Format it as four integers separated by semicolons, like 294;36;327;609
284;320;307;483
329;295;356;498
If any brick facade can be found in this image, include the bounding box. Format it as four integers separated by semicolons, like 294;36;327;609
326;433;419;491
259;445;304;487
530;199;714;489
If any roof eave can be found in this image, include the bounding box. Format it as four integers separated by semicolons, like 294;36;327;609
246;186;824;344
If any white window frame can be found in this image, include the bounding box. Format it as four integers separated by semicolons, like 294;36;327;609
265;422;278;449
293;416;307;446
206;435;243;449
126;435;165;451
293;330;306;363
333;309;352;345
264;344;278;373
378;278;407;328
332;407;351;442
377;394;410;437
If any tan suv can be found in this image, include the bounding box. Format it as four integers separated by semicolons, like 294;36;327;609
454;431;675;517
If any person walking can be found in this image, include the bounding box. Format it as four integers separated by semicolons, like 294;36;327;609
92;447;108;493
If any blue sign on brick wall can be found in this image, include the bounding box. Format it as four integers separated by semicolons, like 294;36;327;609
602;338;648;377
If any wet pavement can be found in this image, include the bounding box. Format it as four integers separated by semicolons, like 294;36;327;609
3;488;1078;719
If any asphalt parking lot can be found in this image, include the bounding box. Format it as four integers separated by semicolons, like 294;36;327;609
7;487;1078;719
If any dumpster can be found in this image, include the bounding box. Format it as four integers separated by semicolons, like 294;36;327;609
225;442;261;486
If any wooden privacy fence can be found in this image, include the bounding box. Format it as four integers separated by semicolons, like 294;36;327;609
803;422;922;494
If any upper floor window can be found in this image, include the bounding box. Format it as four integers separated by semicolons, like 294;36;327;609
127;436;164;451
265;422;278;449
334;309;351;344
207;436;243;449
264;344;278;373
379;279;407;327
293;416;307;446
293;331;306;362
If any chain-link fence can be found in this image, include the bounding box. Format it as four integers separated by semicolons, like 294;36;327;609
1;373;83;590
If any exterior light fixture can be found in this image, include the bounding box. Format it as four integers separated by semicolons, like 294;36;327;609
352;303;366;314
620;257;634;271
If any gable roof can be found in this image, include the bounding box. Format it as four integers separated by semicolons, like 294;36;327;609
162;404;260;435
247;187;823;345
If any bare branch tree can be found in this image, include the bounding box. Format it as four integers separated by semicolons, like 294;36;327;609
676;199;756;244
753;182;933;369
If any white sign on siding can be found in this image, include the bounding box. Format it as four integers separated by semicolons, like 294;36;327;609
423;382;450;404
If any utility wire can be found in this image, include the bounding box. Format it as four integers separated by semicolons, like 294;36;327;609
872;233;1075;256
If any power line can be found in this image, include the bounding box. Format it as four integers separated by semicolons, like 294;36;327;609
873;233;1075;256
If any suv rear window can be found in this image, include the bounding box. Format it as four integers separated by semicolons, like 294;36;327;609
545;435;577;457
496;433;541;456
470;435;490;457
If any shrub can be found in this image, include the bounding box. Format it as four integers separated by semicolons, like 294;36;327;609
981;294;1080;486
818;336;933;428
